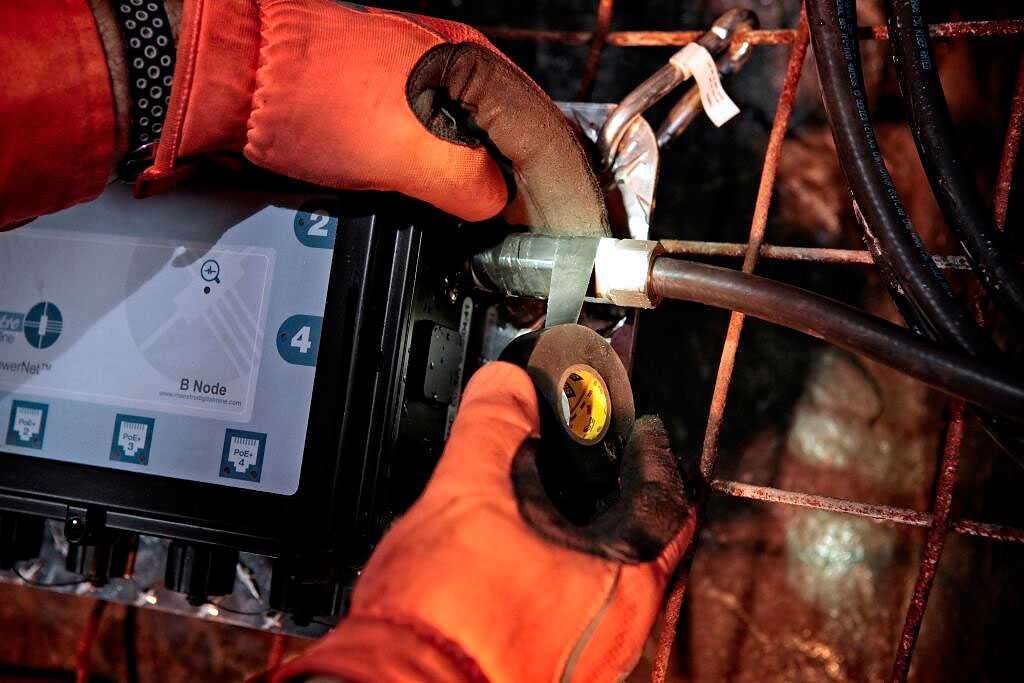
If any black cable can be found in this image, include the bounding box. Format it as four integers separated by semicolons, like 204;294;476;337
804;0;1003;359
852;206;943;340
853;214;1024;454
650;258;1024;420
885;0;1024;333
805;0;1024;463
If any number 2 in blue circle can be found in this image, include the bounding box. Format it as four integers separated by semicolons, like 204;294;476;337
294;199;339;249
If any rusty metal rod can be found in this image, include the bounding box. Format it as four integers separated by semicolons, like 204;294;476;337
710;479;1024;544
951;519;1024;543
576;0;616;100
995;53;1024;231
710;479;931;525
659;240;972;269
698;10;811;482
889;46;1024;682
481;20;1024;47
891;402;965;683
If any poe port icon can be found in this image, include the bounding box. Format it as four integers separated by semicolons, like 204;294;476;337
220;429;267;482
110;414;155;465
6;400;48;449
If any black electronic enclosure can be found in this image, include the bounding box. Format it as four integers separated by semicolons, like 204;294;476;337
0;195;470;617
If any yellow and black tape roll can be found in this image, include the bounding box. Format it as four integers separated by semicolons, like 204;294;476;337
500;323;635;492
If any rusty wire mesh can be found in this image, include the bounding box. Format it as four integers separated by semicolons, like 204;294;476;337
483;6;1024;682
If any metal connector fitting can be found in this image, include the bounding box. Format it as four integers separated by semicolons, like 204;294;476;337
472;234;662;309
594;238;663;308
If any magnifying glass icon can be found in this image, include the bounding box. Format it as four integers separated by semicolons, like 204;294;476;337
201;259;221;284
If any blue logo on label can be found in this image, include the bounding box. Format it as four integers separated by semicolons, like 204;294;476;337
293;199;339;249
110;414;155;465
23;302;62;349
220;429;267;482
276;315;322;367
6;400;48;449
0;311;24;333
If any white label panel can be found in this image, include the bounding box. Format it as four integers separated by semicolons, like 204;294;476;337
0;231;272;421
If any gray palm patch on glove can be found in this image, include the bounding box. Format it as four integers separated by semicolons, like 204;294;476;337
511;415;692;563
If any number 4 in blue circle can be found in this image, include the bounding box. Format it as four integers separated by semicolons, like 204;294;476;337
293;199;339;249
276;315;323;366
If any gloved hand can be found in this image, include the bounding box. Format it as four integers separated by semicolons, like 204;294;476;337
269;362;694;682
140;0;608;234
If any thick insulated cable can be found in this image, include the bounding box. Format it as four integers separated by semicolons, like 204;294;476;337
805;0;1003;359
853;209;944;341
650;258;1024;420
885;0;1024;333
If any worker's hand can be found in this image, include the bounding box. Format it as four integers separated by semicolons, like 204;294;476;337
270;362;694;682
140;0;607;234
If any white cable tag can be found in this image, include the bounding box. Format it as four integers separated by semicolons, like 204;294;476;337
669;42;741;127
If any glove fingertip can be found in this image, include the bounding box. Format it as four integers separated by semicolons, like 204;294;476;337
414;147;507;222
445;174;506;222
459;361;541;432
627;415;672;457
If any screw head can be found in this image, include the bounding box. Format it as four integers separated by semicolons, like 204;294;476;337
65;517;84;542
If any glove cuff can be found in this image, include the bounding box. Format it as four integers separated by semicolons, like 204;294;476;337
135;0;261;196
265;613;486;683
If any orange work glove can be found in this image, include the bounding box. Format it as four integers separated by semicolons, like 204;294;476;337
269;362;695;682
141;0;608;234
